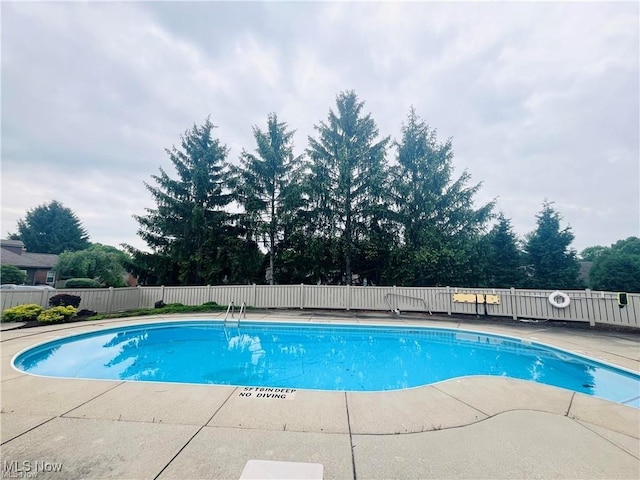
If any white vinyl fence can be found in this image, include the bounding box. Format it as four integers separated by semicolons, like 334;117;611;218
1;285;638;329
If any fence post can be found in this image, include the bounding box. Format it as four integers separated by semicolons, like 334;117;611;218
346;284;351;311
253;283;257;307
629;293;639;328
393;285;397;311
137;285;142;309
299;283;304;309
510;287;518;320
585;289;595;327
40;289;49;308
446;286;452;315
160;285;165;303
106;287;114;314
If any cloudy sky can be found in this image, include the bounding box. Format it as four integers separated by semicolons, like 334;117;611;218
1;1;638;254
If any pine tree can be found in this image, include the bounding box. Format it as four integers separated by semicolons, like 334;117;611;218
485;213;524;288
306;90;390;284
131;118;260;285
12;200;90;254
390;108;492;286
234;113;304;284
524;201;581;289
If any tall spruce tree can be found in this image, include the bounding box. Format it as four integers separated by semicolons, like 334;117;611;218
390;108;492;286
234;113;304;284
485;213;524;288
11;200;90;254
306;90;390;284
524;201;581;289
131;118;260;285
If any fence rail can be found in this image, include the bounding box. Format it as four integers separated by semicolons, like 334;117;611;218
1;285;638;329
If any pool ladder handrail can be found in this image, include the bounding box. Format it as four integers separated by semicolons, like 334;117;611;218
224;301;235;324
224;301;246;325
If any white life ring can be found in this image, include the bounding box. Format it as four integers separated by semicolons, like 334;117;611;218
548;291;570;309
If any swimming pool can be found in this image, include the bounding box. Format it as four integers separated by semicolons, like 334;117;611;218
12;321;640;406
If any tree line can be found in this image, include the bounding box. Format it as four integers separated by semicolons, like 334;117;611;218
8;91;639;292
126;91;582;289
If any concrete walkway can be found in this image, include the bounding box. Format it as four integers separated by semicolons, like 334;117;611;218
1;311;638;479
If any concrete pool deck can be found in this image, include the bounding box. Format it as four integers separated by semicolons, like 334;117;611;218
1;311;638;479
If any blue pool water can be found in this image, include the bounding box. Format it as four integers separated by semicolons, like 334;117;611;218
13;321;640;406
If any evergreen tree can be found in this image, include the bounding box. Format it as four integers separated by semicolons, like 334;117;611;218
484;213;524;288
234;113;304;284
524;201;581;289
120;248;179;286
306;90;390;283
389;108;492;286
11;200;90;254
130;118;260;285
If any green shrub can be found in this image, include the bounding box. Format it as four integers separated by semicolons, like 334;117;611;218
65;278;100;289
2;304;44;322
37;306;77;323
1;265;27;285
49;294;82;308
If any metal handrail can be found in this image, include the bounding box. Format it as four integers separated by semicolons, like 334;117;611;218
384;293;431;315
238;301;246;319
224;301;235;324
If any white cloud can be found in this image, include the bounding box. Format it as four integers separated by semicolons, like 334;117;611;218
1;1;638;255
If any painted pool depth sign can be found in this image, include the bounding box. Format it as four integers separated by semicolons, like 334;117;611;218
238;387;297;400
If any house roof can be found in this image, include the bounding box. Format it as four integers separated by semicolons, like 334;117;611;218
0;239;25;248
0;248;58;269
